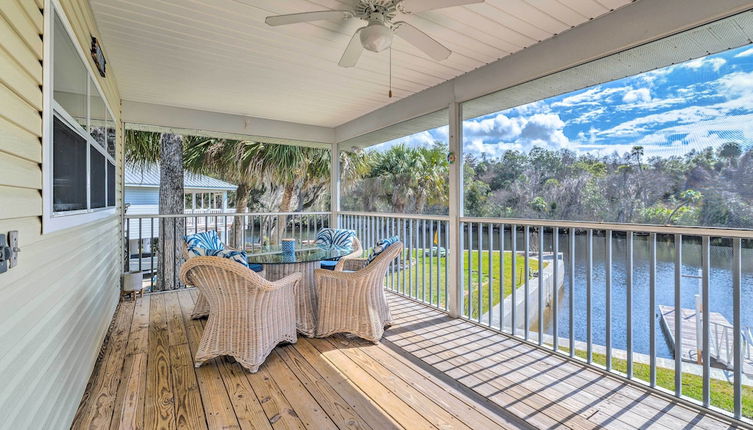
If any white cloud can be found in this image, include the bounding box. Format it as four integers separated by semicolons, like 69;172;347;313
622;88;652;103
734;48;753;58
461;112;571;157
551;86;629;108
681;57;726;72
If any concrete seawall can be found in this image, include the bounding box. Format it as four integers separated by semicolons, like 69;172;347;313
483;252;565;330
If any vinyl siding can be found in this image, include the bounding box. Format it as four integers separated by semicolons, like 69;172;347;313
125;186;159;206
0;1;123;429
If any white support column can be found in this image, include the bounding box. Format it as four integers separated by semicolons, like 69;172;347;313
448;102;464;318
330;142;341;229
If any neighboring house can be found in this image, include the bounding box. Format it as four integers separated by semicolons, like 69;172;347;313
125;163;238;267
124;162;237;215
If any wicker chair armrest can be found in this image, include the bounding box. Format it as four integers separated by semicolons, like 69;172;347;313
334;257;368;272
263;272;302;291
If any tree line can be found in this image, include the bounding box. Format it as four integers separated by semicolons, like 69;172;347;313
127;130;753;228
464;142;753;228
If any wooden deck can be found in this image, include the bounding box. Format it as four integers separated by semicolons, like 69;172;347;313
72;289;741;430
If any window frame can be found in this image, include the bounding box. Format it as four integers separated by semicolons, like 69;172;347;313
43;0;118;234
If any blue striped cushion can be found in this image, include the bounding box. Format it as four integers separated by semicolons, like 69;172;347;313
192;247;249;268
367;236;399;265
184;231;224;255
315;228;356;248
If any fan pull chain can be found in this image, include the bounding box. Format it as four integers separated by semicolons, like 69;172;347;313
389;47;393;98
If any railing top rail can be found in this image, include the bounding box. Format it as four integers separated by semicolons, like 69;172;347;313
459;216;753;239
338;211;450;222
125;211;331;219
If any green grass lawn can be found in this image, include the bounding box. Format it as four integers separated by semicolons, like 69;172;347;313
559;347;753;418
384;249;540;318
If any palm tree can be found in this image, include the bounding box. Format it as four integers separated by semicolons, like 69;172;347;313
125;129;185;291
183;137;265;248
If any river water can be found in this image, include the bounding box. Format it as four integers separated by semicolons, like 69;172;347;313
473;228;753;359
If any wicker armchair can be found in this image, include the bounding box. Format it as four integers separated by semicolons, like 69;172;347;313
182;243;265;319
179;256;301;373
314;242;403;343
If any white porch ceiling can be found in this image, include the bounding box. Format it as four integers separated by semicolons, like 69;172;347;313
89;0;632;129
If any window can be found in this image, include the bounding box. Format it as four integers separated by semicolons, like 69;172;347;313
44;5;117;232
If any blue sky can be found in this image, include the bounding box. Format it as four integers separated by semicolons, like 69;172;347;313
376;44;753;159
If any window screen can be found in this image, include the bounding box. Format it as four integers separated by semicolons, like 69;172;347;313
53;116;87;212
107;162;116;207
90;146;106;208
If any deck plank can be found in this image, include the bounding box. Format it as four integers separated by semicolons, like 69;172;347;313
306;337;437;430
318;337;473;430
290;339;402;430
274;346;374;430
72;290;743;430
71;301;135;430
144;294;175;430
328;335;523;430
111;294;150;430
170;343;208;430
176;289;240;430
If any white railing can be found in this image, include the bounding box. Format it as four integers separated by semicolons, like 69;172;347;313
458;217;752;421
124;211;330;290
124;208;752;422
339;212;450;311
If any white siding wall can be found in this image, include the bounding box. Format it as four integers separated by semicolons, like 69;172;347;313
0;0;123;429
125;186;159;206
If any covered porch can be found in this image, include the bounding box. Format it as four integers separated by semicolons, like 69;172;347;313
2;0;753;429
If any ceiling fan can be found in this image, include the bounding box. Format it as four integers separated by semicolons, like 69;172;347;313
264;0;485;67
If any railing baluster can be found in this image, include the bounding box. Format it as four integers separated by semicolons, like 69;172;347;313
674;233;683;397
429;220;434;305
627;231;633;379
488;223;494;326
443;221;448;311
138;218;143;273
538;226;544;345
500;224;505;332
650;232;657;387
422;219;427;302
511;225;517;336
410;218;415;298
459;222;465;316
569;227;575;358
149;217;155;290
477;222;483;323
524;225;530;341
402;218;407;296
587;228;593;363
463;222;473;319
702;235;710;407
606;230;612;370
552;227;558;351
733;237;742;419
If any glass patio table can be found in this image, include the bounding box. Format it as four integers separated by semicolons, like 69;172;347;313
247;244;353;336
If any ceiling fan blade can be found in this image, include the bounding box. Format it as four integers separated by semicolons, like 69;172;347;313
399;0;484;13
393;22;451;61
265;10;352;26
339;28;364;67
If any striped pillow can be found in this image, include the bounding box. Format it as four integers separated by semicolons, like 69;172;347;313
315;228;356;248
192;247;249;268
184;231;224;255
367;236;399;265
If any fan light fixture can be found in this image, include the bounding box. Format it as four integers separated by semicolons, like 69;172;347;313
264;0;485;67
360;22;393;53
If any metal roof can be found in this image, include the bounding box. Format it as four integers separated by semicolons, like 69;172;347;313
125;163;237;191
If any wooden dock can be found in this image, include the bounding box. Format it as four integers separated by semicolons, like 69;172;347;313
659;305;753;374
